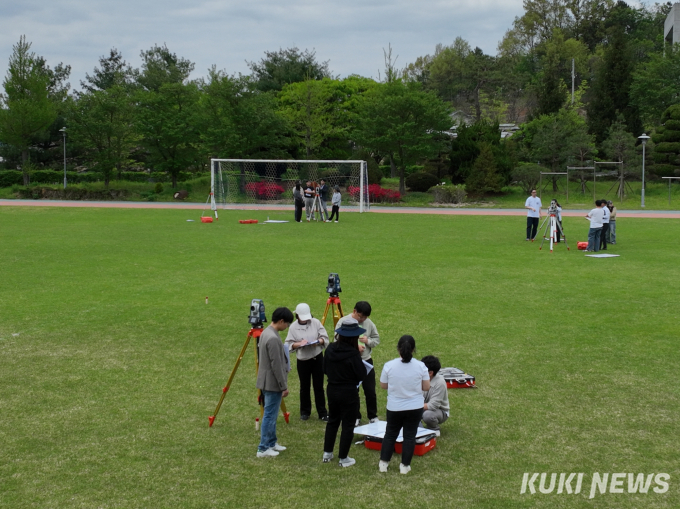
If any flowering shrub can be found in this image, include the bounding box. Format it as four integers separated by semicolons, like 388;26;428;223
348;184;401;203
245;181;285;200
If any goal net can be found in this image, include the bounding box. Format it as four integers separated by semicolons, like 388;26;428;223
210;159;369;214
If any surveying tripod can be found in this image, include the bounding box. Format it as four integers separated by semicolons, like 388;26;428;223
311;188;327;222
537;207;570;252
320;295;344;329
208;324;290;428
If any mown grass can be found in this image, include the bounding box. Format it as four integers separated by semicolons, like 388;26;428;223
0;207;678;509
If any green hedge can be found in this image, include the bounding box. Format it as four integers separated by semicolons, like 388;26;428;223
405;171;440;192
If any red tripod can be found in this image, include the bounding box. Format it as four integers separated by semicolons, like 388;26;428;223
209;326;290;428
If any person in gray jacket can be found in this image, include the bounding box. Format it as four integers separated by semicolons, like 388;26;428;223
256;307;294;458
420;355;450;431
334;301;380;425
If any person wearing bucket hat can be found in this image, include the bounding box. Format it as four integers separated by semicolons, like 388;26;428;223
322;317;367;467
328;185;341;223
334;301;380;426
285;303;329;421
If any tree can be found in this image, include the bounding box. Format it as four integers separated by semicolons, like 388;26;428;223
247;47;331;93
651;104;680;177
278;79;346;159
198;68;289;160
465;142;503;194
0;36;57;184
67;84;138;186
586;3;643;143
137;44;194;93
353;80;452;194
631;45;680;128
82;48;136;92
136;82;200;187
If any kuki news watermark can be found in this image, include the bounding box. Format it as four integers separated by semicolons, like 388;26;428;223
520;472;670;499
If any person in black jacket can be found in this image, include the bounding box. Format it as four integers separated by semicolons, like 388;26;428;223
322;318;367;468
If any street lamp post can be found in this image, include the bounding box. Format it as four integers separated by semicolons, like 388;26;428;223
639;133;650;208
59;127;67;189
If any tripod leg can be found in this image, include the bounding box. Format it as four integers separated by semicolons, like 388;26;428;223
334;301;344;329
209;332;252;427
534;216;548;242
280;398;290;424
539;218;550;250
556;220;569;250
320;300;332;327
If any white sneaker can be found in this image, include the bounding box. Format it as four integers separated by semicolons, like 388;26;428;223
256;449;279;458
339;457;356;468
355;419;361;427
369;417;380;424
399;463;411;474
379;460;389;473
272;443;286;452
334;221;338;223
322;452;334;463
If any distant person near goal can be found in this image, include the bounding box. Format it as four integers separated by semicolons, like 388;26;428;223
525;189;542;241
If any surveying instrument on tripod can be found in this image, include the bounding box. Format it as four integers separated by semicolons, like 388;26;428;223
538;200;570;252
321;273;344;330
208;299;290;428
310;183;326;222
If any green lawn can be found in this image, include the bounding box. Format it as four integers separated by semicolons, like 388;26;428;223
0;207;678;508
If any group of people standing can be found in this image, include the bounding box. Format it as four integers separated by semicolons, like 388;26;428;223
255;301;450;474
585;199;617;252
524;189;618;250
292;180;342;223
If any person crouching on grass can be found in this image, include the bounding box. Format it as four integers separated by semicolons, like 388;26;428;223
284;303;329;422
256;307;294;458
378;335;430;475
420;355;449;432
322;318;367;467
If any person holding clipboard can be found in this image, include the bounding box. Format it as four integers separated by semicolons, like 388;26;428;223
285;303;329;422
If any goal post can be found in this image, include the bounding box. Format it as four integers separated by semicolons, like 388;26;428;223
210;159;369;214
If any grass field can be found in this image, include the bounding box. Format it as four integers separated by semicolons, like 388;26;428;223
0;207;678;508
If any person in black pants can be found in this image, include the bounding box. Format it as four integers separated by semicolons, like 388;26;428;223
293;182;303;223
328;186;341;223
378;335;430;475
322;318;367;468
284;303;329;421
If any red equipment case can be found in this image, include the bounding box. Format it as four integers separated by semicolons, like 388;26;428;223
363;434;437;456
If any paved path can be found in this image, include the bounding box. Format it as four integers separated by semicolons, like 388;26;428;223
1;199;679;218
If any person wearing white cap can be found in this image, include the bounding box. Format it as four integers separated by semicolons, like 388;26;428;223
284;303;330;421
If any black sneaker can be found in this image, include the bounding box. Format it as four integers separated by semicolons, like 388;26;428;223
319;415;329;422
300;414;310;421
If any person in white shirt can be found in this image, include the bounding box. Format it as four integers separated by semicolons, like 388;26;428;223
599;198;610;251
585;200;605;252
525;189;542;240
285;303;329;421
378;335;430;475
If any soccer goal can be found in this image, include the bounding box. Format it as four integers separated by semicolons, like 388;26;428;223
209;159;369;215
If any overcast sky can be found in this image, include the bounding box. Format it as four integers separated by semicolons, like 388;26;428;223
0;0;526;90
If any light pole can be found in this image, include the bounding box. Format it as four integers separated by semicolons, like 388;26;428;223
639;133;650;208
59;127;67;189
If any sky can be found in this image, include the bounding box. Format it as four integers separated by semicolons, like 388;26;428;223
0;0;526;90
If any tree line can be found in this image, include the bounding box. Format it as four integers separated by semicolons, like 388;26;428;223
1;1;679;196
